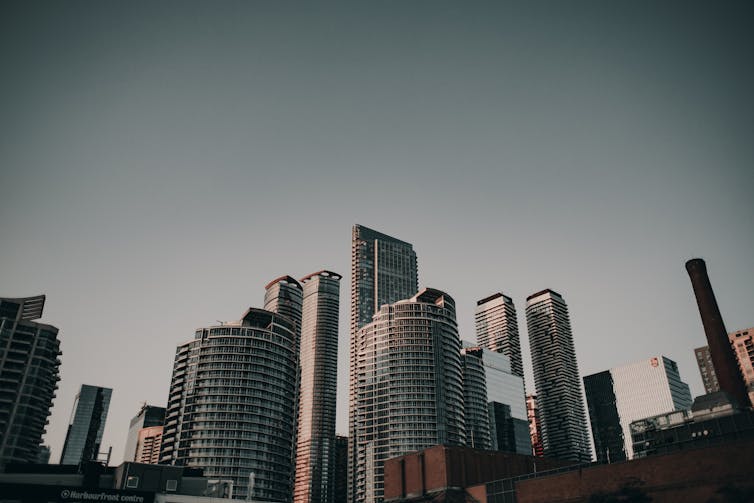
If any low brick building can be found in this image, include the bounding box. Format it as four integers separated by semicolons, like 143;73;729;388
384;445;573;502
385;439;754;503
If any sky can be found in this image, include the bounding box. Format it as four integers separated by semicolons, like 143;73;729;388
1;1;752;464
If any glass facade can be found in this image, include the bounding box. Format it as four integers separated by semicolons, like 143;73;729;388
294;271;341;503
462;345;530;454
526;289;591;462
124;404;165;462
482;350;530;455
159;308;297;502
60;384;113;464
585;356;692;461
475;293;524;381
583;371;624;462
0;295;61;466
349;225;418;503
352;289;465;503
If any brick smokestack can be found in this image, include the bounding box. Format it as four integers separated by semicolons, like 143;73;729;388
685;258;749;407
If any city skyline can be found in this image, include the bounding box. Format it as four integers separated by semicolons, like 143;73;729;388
1;0;753;465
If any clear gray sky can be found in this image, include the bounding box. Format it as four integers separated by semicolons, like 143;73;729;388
1;1;752;463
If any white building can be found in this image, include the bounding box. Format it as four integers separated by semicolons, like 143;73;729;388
584;356;692;461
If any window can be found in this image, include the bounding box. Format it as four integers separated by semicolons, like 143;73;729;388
166;480;178;492
126;476;139;489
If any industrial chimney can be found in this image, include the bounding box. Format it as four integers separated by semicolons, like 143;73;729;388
685;258;749;407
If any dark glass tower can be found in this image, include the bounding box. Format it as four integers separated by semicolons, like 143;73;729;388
526;289;591;462
583;371;624;463
349;225;418;503
60;384;112;464
0;295;61;466
350;225;418;333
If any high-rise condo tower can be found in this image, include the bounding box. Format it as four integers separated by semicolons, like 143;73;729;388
349;225;418;503
0;295;61;466
475;293;524;380
294;271;341;503
351;289;465;503
525;289;591;462
159;308;297;501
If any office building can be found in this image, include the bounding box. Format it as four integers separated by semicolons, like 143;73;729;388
124;404;165;463
461;345;530;454
350;225;418;333
294;270;341;503
349;224;418;503
60;384;113;465
729;327;754;406
475;293;524;379
351;288;465;503
159;308;298;502
526;394;544;457
584;356;692;462
0;295;61;466
525;289;591;462
695;345;720;394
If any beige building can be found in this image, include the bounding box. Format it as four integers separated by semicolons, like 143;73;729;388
695;327;754;407
729;327;754;406
135;425;163;464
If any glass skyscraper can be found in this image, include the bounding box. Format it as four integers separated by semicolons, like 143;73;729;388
461;345;530;454
475;293;524;380
584;356;693;461
0;295;61;466
350;224;418;334
349;224;418;503
525;289;591;462
123;404;165;463
159;308;297;501
294;270;341;503
60;384;112;465
351;289;465;503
